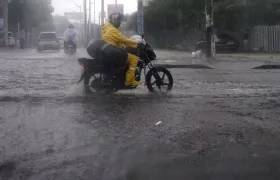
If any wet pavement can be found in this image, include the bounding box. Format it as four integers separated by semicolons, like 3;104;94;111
1;49;280;179
155;50;280;70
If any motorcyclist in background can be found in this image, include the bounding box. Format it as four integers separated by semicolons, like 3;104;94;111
63;24;79;52
102;13;143;87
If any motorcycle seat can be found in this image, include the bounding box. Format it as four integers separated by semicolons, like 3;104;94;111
78;58;98;64
78;58;127;74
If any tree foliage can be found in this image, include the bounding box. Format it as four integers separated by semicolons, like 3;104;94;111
126;0;280;34
144;0;205;33
8;0;54;31
214;0;280;31
124;0;280;48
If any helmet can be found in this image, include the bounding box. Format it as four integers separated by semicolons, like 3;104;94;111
69;24;74;28
108;13;125;28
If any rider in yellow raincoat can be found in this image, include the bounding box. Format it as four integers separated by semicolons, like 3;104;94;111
102;13;142;87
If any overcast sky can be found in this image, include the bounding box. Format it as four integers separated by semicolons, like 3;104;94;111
52;0;137;19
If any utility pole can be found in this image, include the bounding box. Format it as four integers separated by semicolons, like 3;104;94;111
205;0;214;59
3;0;8;47
137;0;144;35
88;0;92;42
93;0;96;39
17;22;20;42
99;13;100;26
75;4;82;41
101;0;105;26
83;0;87;47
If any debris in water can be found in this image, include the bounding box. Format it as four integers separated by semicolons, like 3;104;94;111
156;121;162;126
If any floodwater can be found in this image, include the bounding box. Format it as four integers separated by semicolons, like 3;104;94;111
1;49;280;179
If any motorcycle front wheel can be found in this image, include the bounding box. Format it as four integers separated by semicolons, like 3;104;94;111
146;66;173;93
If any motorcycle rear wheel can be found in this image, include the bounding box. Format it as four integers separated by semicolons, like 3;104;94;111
89;74;119;94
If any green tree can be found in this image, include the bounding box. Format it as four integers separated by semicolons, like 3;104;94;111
8;0;24;30
144;0;205;33
214;0;280;31
8;0;54;31
125;0;280;48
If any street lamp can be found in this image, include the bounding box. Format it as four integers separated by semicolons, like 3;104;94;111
205;0;214;58
75;4;82;30
3;0;9;47
93;0;96;38
83;0;88;46
89;0;96;39
74;4;83;46
137;0;144;35
88;0;92;42
101;0;104;26
75;4;82;14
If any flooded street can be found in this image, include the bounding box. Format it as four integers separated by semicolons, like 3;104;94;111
1;49;280;179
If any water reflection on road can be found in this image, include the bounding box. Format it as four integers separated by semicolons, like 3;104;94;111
1;49;280;179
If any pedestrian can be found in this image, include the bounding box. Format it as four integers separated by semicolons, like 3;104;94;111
243;29;249;52
20;37;25;49
192;33;206;60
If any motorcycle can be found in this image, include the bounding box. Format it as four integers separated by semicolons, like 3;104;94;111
77;35;174;94
65;41;76;55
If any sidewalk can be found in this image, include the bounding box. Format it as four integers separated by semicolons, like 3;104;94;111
155;50;280;70
1;48;280;70
156;50;280;61
217;53;280;61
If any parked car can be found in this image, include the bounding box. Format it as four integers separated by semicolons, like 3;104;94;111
195;33;239;54
37;32;60;52
58;36;64;49
0;31;16;48
215;33;239;52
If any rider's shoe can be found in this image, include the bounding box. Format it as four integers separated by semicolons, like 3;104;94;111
83;84;91;94
125;80;140;88
124;85;137;89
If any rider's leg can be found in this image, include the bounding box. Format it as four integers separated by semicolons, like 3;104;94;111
84;71;90;86
125;53;140;87
74;42;77;51
64;40;68;51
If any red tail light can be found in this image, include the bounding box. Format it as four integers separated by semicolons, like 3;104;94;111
80;63;85;70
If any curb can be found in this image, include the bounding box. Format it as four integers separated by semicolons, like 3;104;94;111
252;65;280;69
2;57;63;61
155;64;214;69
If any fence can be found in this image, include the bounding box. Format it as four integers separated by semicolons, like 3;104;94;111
249;25;280;52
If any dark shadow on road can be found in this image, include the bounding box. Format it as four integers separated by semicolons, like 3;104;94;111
252;65;280;69
0;92;173;104
156;64;214;69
